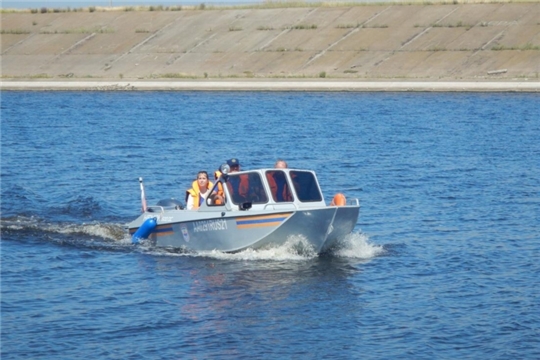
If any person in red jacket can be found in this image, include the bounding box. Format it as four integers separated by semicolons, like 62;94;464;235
212;158;249;204
267;159;293;202
225;158;249;202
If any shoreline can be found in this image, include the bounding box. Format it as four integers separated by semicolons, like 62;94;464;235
2;80;540;92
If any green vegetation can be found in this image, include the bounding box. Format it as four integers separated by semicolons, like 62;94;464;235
229;26;242;31
29;73;52;78
441;21;472;29
337;23;388;29
285;24;318;30
415;21;473;29
159;73;198;79
268;47;304;52
1;0;539;14
336;23;361;29
0;29;31;34
149;5;164;11
40;27;115;34
491;43;540;51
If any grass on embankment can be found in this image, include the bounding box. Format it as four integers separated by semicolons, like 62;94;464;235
1;0;539;14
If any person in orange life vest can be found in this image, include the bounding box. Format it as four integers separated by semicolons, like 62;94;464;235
213;168;226;203
267;159;293;202
185;171;213;210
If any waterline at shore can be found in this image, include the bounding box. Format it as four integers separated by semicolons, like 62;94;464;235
2;80;540;92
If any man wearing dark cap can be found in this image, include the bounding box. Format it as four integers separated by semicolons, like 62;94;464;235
227;158;241;172
213;158;242;202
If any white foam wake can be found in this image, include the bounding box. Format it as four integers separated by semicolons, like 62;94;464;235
332;232;384;259
146;232;383;261
198;235;318;261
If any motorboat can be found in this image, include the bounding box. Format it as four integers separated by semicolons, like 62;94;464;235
127;165;360;254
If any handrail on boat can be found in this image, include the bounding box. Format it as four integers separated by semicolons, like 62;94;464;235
348;198;360;206
263;203;298;211
146;206;165;213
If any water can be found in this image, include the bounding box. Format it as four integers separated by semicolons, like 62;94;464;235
1;91;539;359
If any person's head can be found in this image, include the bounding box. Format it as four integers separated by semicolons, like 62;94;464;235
274;159;288;169
227;158;241;173
196;171;209;190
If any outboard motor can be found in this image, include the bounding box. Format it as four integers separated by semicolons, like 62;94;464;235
155;198;184;210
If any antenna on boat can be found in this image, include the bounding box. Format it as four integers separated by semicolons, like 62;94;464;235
139;177;147;213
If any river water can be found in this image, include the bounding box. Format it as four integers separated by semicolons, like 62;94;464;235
1;91;539;359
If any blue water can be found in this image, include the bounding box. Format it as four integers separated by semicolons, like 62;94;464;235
1;91;539;359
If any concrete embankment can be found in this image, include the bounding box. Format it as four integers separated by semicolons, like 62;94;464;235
1;2;539;91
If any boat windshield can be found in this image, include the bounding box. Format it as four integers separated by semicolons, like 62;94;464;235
290;171;323;202
227;172;269;205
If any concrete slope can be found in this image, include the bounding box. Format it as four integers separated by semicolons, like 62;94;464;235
1;3;539;80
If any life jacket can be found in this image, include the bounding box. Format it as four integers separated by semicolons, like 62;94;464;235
267;171;292;202
185;180;214;209
215;170;249;199
214;170;225;198
228;174;249;198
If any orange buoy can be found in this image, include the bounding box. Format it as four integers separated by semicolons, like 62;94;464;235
331;193;346;206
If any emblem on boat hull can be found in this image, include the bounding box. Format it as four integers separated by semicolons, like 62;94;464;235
181;225;189;242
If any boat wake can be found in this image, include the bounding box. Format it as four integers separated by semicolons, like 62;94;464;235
140;232;384;261
332;232;385;259
1;216;383;260
1;215;129;250
1;215;126;240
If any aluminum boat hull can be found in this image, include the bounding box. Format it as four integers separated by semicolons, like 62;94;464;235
128;205;359;253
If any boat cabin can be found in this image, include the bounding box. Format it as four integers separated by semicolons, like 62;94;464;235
200;169;327;211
